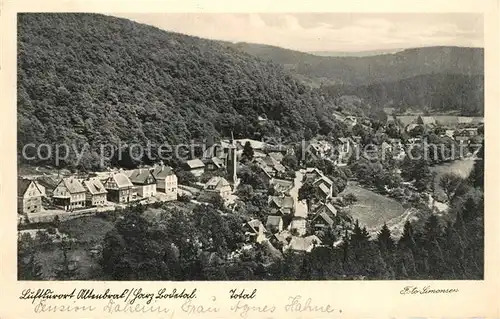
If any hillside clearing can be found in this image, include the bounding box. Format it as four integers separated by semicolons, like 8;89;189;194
341;182;405;231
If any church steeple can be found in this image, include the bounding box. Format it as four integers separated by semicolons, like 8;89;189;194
227;130;238;185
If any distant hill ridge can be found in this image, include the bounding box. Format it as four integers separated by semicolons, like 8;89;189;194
224;42;484;86
319;73;484;116
309;48;404;57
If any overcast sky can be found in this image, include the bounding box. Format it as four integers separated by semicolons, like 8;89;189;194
113;13;483;52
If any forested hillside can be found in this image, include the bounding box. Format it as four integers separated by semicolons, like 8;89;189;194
319;73;484;115
227;42;484;86
18;13;345;168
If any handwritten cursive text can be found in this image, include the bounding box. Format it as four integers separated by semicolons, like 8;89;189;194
285;295;339;313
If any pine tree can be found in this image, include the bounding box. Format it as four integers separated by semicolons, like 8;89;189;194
423;215;442;245
377;223;395;252
351;219;370;245
398;221;416;250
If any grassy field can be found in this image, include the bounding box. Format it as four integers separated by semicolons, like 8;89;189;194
340;182;406;231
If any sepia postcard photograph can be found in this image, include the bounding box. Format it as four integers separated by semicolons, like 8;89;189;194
16;11;486;282
1;0;499;318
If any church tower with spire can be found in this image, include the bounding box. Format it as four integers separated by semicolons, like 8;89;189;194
227;131;238;186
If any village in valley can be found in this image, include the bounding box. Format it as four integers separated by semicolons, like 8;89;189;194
16;13;485;281
18;111;484;271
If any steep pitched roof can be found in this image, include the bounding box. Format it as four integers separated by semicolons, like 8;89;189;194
256;162;274;178
108;172;134;189
273;162;286;173
246;219;267;234
314;174;333;187
151;165;175;179
287;235;322;251
304;167;323;179
269;196;294;209
18;178;32;197
324;203;338;217
59;177;86;194
316;183;332;198
263;156;286;172
270;178;294;192
123;170;134;177
127;169;155;185
204;176;230;191
18;178;42;197
268;152;284;163
210;157;225;168
266;215;283;227
186;159;205;169
36;176;62;190
313;212;334;226
273;231;290;244
83;178;108;195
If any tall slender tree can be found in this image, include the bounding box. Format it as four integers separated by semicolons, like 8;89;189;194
377;223;395;252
